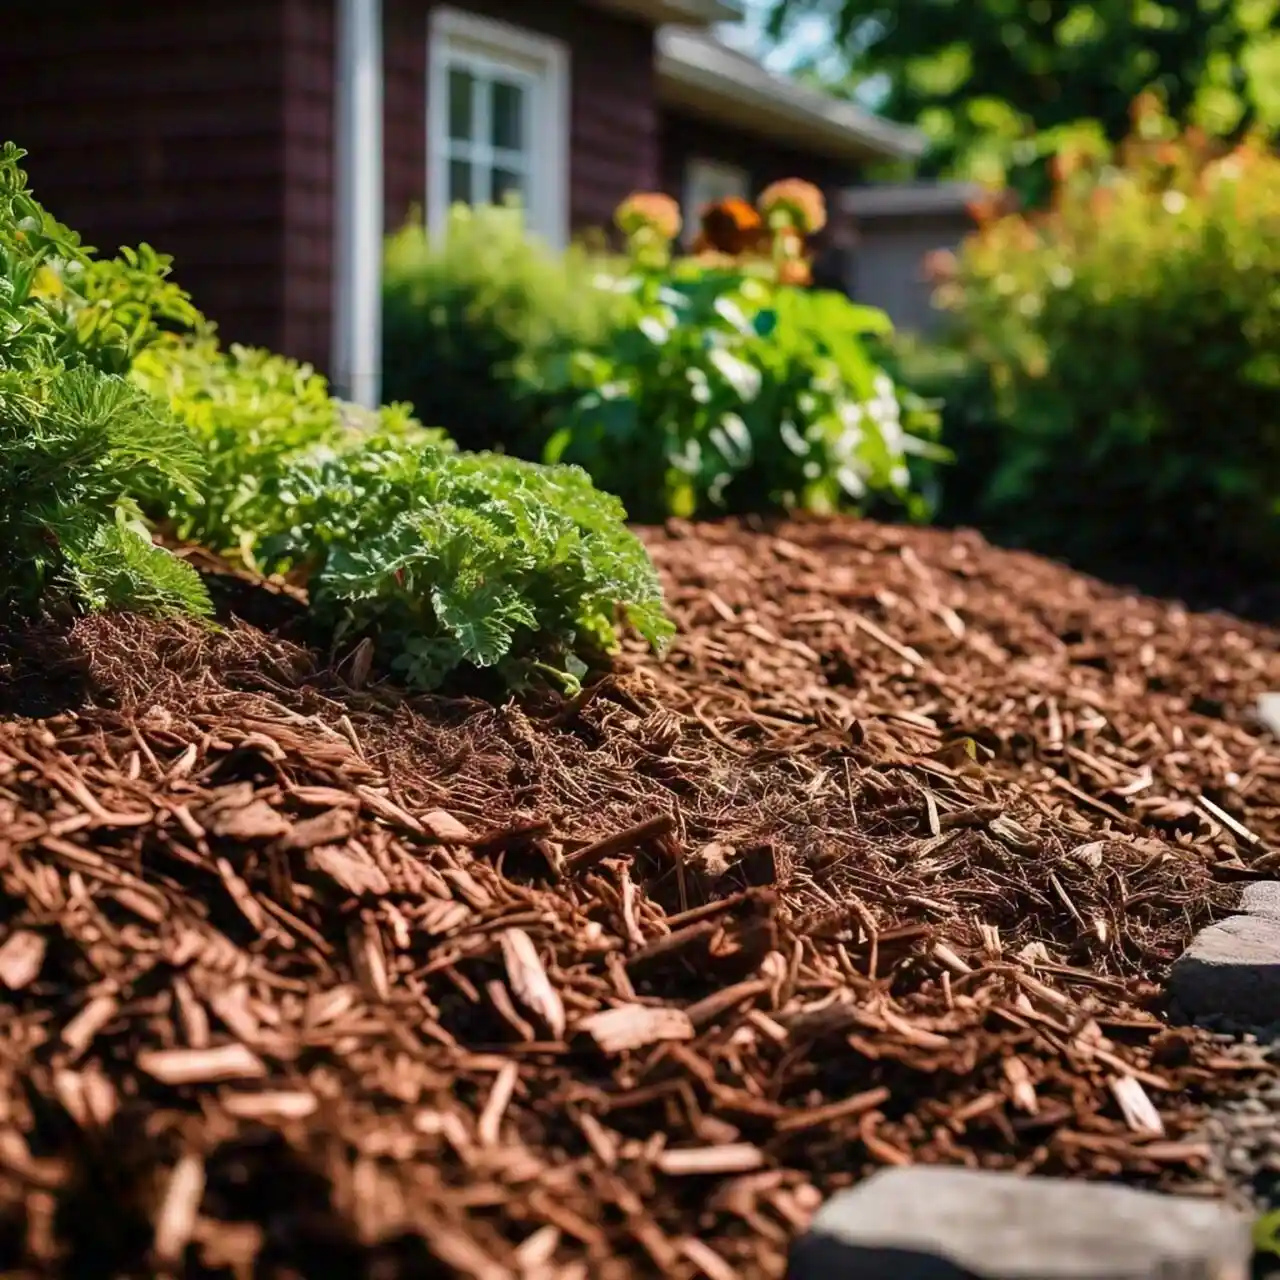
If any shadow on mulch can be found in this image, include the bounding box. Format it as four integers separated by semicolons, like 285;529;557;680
695;508;1280;627
0;623;92;720
937;526;1280;630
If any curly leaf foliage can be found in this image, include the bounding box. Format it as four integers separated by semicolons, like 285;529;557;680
258;441;673;693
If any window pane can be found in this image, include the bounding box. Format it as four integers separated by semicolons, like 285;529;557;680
448;158;473;204
492;167;525;208
448;67;474;141
491;79;525;152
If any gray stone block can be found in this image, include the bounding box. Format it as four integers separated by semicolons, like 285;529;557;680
1238;881;1280;921
1167;913;1280;1025
1255;692;1280;738
787;1166;1251;1280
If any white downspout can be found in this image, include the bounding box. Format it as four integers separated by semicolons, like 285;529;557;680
332;0;383;408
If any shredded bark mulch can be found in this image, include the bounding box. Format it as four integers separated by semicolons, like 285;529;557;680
0;515;1276;1278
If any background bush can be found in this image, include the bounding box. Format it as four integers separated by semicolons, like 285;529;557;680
928;104;1280;584
528;189;945;524
381;204;625;457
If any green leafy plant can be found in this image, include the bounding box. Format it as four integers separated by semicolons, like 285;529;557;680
130;311;668;695
381;202;626;456
931;99;1280;578
0;141;209;620
533;184;944;523
132;337;445;567
3;141;674;693
252;441;673;693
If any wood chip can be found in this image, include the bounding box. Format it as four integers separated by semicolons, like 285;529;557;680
500;929;565;1040
137;1044;268;1086
0;930;46;989
655;1144;766;1176
576;1004;695;1054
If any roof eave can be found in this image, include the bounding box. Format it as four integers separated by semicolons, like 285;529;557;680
591;0;741;27
840;181;987;218
655;31;926;163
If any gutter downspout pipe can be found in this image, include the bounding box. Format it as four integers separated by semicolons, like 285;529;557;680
332;0;383;408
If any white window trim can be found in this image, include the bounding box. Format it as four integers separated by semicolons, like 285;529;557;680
426;7;570;248
682;156;750;247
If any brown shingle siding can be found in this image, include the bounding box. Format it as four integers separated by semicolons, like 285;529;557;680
384;0;429;230
5;1;805;379
282;0;336;368
0;0;290;355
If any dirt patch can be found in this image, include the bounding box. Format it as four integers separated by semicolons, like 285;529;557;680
0;516;1275;1278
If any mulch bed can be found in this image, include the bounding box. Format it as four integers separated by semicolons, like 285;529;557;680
0;515;1276;1278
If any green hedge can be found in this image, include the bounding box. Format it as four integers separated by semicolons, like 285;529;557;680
381;204;625;457
928;103;1280;577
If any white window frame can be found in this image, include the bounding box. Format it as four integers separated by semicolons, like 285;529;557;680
427;7;570;247
682;157;750;246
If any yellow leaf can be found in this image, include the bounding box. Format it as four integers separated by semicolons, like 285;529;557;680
31;264;64;299
1254;1208;1280;1256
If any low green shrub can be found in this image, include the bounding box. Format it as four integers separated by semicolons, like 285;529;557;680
250;441;673;693
134;337;670;692
932;99;1280;575
131;338;445;568
530;186;945;523
0;142;209;620
381;203;625;456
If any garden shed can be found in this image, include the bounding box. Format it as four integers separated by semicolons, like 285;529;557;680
840;181;984;332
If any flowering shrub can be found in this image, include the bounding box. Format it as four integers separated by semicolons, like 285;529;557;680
933;99;1280;577
532;182;944;523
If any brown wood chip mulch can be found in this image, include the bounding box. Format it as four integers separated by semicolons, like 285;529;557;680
0;515;1276;1278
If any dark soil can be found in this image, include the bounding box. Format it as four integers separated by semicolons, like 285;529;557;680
0;515;1276;1278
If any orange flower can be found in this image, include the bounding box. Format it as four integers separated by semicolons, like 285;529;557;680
758;178;827;235
699;197;766;255
1129;90;1162;127
777;257;812;286
1049;147;1087;185
1088;186;1116;220
965;192;1004;226
921;248;958;283
615;191;681;242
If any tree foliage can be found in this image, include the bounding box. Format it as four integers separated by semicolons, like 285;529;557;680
765;0;1280;195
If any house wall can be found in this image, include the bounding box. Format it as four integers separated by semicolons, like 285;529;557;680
0;0;659;377
848;212;973;333
658;107;857;216
385;0;658;234
0;0;298;356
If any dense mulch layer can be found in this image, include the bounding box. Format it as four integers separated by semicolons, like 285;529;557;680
0;516;1277;1279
